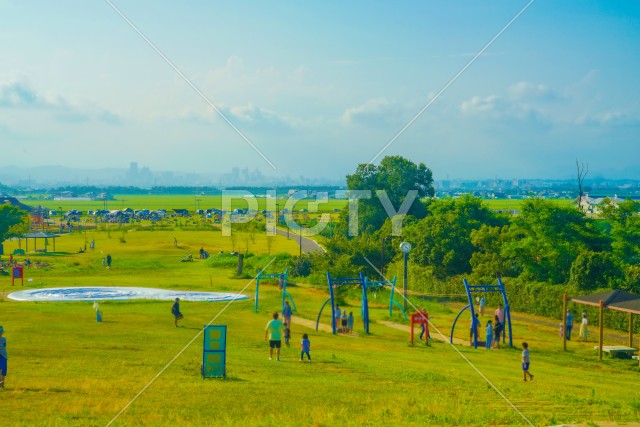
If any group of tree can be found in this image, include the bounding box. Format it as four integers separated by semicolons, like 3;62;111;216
292;156;640;296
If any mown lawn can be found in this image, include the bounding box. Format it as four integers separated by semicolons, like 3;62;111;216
1;228;639;426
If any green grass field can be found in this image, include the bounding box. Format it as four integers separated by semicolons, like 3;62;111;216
1;226;639;426
20;195;573;214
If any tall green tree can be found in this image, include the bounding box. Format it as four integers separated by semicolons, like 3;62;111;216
601;199;640;265
0;204;29;244
345;156;434;234
501;199;610;284
408;195;506;279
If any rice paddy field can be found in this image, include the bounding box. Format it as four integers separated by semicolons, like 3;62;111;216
1;204;638;426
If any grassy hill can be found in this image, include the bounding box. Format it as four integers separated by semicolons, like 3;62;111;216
1;227;639;426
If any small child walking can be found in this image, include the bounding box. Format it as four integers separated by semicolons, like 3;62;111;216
521;342;534;381
0;326;7;389
284;326;291;347
300;333;311;362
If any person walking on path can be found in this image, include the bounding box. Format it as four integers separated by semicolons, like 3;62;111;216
579;312;589;341
265;312;285;361
171;298;184;327
566;310;574;340
300;333;311;362
0;326;7;389
521;342;534;381
282;300;292;328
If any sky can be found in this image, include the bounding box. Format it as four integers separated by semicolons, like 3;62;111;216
1;0;639;182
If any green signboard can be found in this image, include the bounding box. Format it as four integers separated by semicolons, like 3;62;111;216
202;325;227;378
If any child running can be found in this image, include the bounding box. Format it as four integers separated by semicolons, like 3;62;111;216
300;333;311;362
521;342;534;381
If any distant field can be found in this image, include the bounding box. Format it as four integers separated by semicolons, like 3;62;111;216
20;195;574;214
20;195;348;213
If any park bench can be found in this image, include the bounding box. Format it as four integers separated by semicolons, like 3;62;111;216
594;345;638;359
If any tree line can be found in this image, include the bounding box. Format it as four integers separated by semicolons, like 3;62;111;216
291;156;640;299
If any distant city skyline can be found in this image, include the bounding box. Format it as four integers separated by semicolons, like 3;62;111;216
1;1;639;180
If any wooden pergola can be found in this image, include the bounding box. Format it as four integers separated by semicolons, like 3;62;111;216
563;290;640;361
22;232;58;253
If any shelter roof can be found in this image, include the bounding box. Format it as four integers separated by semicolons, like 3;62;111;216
22;232;58;238
571;289;640;314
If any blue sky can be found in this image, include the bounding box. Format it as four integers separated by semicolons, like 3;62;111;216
1;0;639;181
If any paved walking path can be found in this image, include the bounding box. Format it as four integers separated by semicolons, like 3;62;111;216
275;228;326;254
290;316;360;337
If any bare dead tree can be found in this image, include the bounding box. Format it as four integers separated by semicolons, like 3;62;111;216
576;159;589;210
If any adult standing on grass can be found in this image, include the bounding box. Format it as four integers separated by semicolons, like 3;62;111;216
265;312;284;361
172;297;184;327
579;312;589;341
493;315;503;349
566;310;574;340
0;326;7;389
469;313;480;345
479;296;486;317
282;300;292;328
485;320;493;350
347;311;354;334
521;342;534;382
494;304;505;341
106;254;112;269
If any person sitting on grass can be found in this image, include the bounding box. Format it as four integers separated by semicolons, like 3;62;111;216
265;312;285;361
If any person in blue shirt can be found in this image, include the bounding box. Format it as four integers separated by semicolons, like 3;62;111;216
300;333;311;362
479;296;486;317
485;320;493;350
282;301;292;328
566;310;574;340
0;325;7;389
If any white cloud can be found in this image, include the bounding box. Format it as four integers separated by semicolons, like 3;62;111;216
576;111;640;127
508;82;559;102
0;79;121;124
459;95;503;114
341;97;402;125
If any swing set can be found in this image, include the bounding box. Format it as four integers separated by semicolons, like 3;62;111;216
450;278;513;348
254;268;297;314
315;272;407;334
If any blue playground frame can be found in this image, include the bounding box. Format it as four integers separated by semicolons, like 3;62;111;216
315;272;407;334
254;268;297;314
450;278;513;348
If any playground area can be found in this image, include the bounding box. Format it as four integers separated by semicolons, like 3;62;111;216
0;228;639;426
